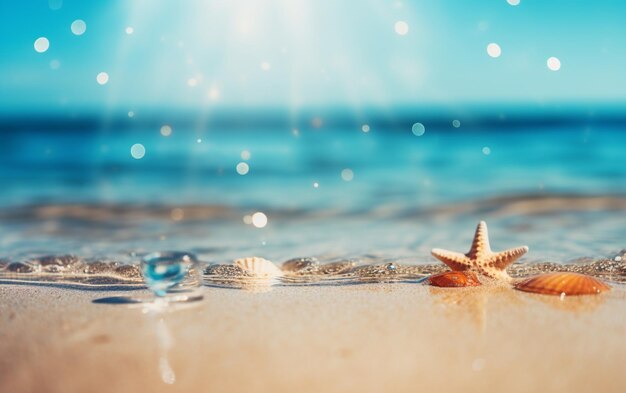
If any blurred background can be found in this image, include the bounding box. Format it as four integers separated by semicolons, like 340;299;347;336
0;0;625;264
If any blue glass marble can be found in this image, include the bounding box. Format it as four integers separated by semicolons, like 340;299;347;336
141;251;197;297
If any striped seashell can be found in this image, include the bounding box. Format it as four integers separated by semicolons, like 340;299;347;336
428;271;481;288
514;272;610;296
233;257;283;277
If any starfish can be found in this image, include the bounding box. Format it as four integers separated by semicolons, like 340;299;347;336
431;221;528;281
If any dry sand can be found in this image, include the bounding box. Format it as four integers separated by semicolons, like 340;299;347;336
1;282;626;393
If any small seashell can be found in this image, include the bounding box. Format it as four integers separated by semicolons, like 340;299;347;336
233;257;283;277
514;272;610;296
428;271;481;288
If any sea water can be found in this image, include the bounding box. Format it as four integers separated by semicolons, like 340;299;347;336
0;123;625;285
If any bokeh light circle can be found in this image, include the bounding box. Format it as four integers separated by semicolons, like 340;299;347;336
71;20;87;35
160;125;172;136
34;37;49;53
130;143;146;159
412;122;426;136
394;21;409;36
487;43;501;58
48;0;63;11
252;212;268;228
341;169;354;181
96;72;109;85
236;162;249;175
547;57;561;71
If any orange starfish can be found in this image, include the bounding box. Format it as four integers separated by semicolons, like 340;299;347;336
431;221;528;281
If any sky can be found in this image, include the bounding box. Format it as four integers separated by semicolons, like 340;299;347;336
1;0;625;113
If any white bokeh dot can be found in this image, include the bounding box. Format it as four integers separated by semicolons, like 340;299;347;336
34;37;50;53
452;120;461;128
251;212;268;228
48;0;63;10
412;122;426;136
260;61;271;71
71;19;87;35
547;57;561;71
208;87;220;100
236;162;249;175
160;125;172;136
394;21;409;35
341;169;354;182
96;72;109;85
482;146;491;155
507;0;521;6
241;150;251;160
361;124;370;133
487;43;501;58
125;26;134;35
130;143;145;159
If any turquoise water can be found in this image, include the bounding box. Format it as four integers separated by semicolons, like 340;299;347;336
0;123;625;266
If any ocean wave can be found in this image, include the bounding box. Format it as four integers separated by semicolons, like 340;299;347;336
2;193;626;223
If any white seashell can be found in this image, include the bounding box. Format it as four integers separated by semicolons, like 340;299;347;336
233;257;283;277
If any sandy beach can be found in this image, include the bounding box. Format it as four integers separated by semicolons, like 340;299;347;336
2;282;625;393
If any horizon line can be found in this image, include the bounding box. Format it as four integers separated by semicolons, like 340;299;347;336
1;104;626;131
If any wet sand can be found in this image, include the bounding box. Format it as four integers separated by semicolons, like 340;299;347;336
1;283;626;393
